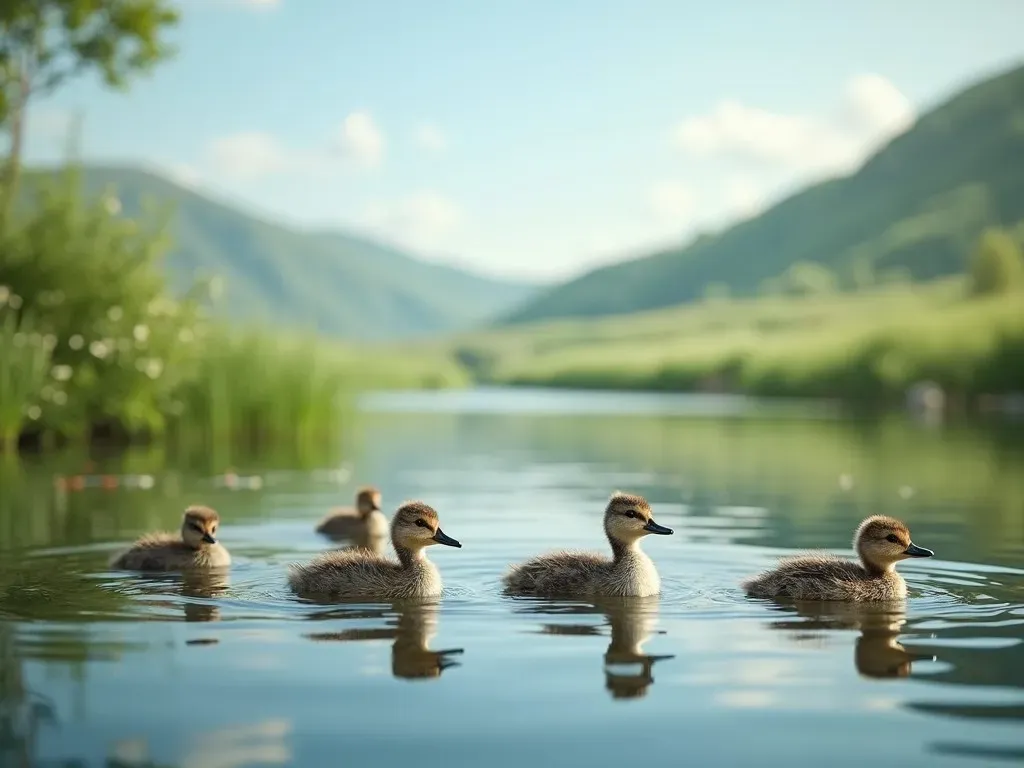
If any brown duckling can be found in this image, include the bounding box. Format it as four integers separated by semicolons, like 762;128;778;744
741;515;934;602
110;505;231;571
502;491;673;598
315;486;388;541
289;501;462;599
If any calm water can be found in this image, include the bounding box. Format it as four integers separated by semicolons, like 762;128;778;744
2;388;1023;768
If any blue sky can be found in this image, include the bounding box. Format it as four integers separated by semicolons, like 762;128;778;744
24;0;1024;282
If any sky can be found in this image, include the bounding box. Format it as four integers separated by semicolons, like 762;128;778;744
22;0;1024;283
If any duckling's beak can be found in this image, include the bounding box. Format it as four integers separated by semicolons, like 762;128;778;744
202;532;218;544
903;542;933;558
432;528;462;548
643;519;674;535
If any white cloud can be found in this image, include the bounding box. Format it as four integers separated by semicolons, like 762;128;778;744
206;132;313;179
724;175;766;219
360;192;463;252
649;180;697;221
415;123;447;153
841;73;915;136
673;74;916;177
336;111;385;168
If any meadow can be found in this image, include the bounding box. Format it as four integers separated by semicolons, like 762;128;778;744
446;276;1024;407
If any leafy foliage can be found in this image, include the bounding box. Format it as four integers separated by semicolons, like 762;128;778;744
0;0;178;114
969;227;1024;295
0;166;204;440
0;0;179;224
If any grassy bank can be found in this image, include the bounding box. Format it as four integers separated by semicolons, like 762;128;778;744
445;278;1024;406
0;168;467;450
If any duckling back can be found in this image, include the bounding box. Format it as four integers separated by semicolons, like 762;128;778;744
288;549;441;599
315;509;389;539
503;549;659;598
109;533;231;571
741;553;907;602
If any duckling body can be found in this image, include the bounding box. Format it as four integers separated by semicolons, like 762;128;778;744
315;486;388;540
110;506;230;571
289;501;461;599
502;492;673;598
741;515;933;602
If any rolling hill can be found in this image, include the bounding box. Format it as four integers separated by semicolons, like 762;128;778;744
20;166;539;340
503;61;1024;325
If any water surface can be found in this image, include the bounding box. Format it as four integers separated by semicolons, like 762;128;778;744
2;388;1023;767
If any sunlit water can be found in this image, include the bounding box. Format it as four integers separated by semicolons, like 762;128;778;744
2;387;1023;767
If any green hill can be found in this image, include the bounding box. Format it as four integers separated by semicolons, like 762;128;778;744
20;165;539;340
504;62;1024;325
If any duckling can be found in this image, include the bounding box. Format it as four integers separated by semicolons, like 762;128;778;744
315;486;388;542
741;515;934;602
502;491;674;598
288;501;462;599
110;505;231;571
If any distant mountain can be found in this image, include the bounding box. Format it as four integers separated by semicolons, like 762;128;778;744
504;62;1024;325
20;166;539;340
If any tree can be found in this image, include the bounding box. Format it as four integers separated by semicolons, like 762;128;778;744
969;227;1024;296
781;261;837;297
702;282;731;302
0;0;179;222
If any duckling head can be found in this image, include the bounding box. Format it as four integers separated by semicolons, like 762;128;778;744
391;501;462;551
355;486;383;518
180;505;221;549
854;515;933;572
604;491;674;544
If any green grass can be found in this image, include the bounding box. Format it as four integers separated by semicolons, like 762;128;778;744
443;277;1024;403
168;326;469;447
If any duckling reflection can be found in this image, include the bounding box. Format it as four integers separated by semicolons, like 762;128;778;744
518;597;673;699
179;569;230;623
124;569;230;623
303;599;463;681
763;599;935;679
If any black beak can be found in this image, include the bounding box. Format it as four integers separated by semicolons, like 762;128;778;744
643;519;674;535
202;532;217;544
904;542;933;558
432;528;462;548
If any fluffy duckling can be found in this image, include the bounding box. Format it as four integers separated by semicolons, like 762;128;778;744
289;501;462;599
741;515;934;602
110;506;231;571
315;486;388;541
502;491;674;598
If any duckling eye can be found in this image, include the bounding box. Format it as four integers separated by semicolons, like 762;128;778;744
190;523;203;533
623;510;638;519
885;534;900;544
415;519;428;528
